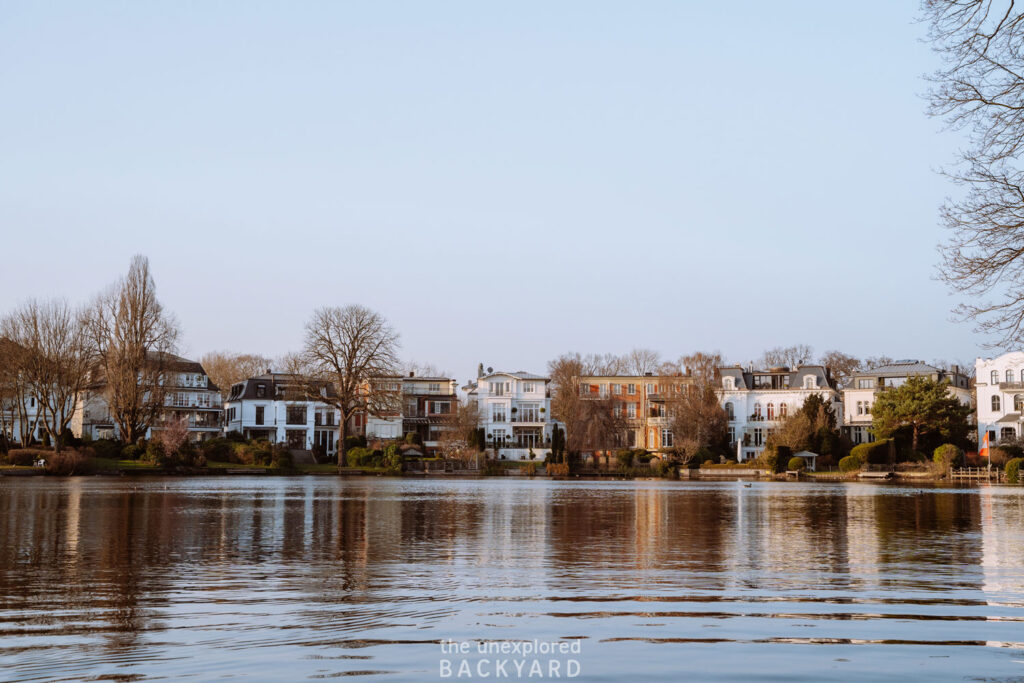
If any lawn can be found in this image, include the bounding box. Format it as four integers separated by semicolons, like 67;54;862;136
88;457;160;471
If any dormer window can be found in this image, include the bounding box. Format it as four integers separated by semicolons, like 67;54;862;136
723;377;734;390
256;384;266;398
804;376;816;389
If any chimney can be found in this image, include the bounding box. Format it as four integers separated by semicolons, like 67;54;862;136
409;371;415;378
477;363;484;379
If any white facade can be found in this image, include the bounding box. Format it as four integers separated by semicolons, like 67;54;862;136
224;374;341;456
465;370;553;461
718;365;842;462
842;360;973;446
365;375;459;454
976;352;1024;446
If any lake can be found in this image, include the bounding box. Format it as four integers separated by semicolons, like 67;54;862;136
0;477;1022;681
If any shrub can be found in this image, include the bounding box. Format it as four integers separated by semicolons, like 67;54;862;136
933;444;963;473
839;454;863;473
546;462;569;476
616;450;636;468
143;440;168;466
702;458;716;468
788;456;806;471
990;446;1016;467
524;462;537;477
45;451;92;475
1006;457;1023;484
271;445;294;470
850;439;891;465
121;443;146;460
346;446;374;468
693;446;715;463
482;460;503;476
344;435;366;451
91;439;122;460
5;450;38;466
636;453;653;463
756;448;784;474
382;444;401;471
200;438;232;463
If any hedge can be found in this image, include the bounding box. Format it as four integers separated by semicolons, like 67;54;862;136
850;439;891;465
787;456;806;471
1007;458;1023;485
838;454;863;473
933;444;963;471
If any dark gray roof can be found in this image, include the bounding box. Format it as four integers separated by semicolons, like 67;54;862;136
717;365;837;391
228;373;336;402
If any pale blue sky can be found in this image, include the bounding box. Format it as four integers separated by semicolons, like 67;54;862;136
0;2;982;380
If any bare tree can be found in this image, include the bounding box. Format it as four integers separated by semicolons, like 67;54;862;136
0;337;37;448
437;399;481;463
819;350;862;388
547;353;587;461
1;300;93;451
402;360;450;378
668;383;729;456
924;1;1024;344
200;351;272;400
863;355;895;370
679;351;724;383
622;348;661;375
759;345;814;368
84;256;180;443
289;305;401;467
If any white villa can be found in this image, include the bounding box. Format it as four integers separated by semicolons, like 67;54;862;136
223;373;341;457
719;364;842;462
464;366;553;461
842;360;973;446
976;352;1024;446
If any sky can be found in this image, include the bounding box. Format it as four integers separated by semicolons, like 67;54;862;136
0;2;990;383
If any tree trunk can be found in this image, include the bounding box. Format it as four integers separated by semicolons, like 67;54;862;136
337;417;348;469
912;424;919;454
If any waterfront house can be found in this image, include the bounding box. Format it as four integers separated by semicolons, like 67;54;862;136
842;360;973;446
72;353;223;443
577;372;693;451
976;352;1024;446
365;372;459;455
223;373;341;457
718;364;841;462
464;367;553;460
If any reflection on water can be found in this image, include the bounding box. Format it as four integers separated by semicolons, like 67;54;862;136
0;478;1022;681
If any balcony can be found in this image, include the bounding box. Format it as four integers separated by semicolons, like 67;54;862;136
1000;382;1024;390
510;415;544;423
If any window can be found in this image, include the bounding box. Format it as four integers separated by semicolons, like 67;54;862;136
661;428;673;448
1015;395;1024;412
613;403;622;417
992;370;1000;385
287;406;306;425
612;384;622;395
1008;370;1015;383
728;427;735;443
428;383;440;393
724;402;734;419
857;378;873;389
627;403;637;418
430;401;451;415
993;395;1001;412
723;377;734;390
492;428;507;444
767;403;775;420
256;384;266;398
523;383;535;393
627;383;636;395
406;399;418;416
490;382;505;396
754;403;762;418
753;428;764;446
646;383;655;394
804;376;816;389
780;403;788;418
255;406;264;425
492;404;506;422
518;404;539;421
579;383;590;397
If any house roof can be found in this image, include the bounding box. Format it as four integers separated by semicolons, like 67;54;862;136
996;413;1021;424
859;361;941;376
228;373;336;401
717;365;836;391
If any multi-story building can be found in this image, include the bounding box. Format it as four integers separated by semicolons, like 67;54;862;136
73;353;222;442
464;368;553;460
365;373;459;454
718;364;841;462
976;352;1024;446
223;373;341;457
577;373;693;451
842;360;973;446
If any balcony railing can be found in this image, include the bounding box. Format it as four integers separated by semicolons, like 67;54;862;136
999;381;1024;390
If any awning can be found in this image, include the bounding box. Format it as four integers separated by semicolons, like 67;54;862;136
996;413;1021;424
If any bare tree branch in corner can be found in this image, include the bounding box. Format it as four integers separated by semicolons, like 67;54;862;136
924;0;1024;344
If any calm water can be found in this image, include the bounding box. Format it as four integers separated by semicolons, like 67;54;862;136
0;477;1022;682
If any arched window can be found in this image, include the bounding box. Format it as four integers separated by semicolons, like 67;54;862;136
993;395;1001;412
754;403;762;418
780;403;788;418
992;370;1000;385
724;402;734;419
767;403;775;420
1015;395;1024;411
1008;370;1014;383
723;377;734;390
804;375;816;389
